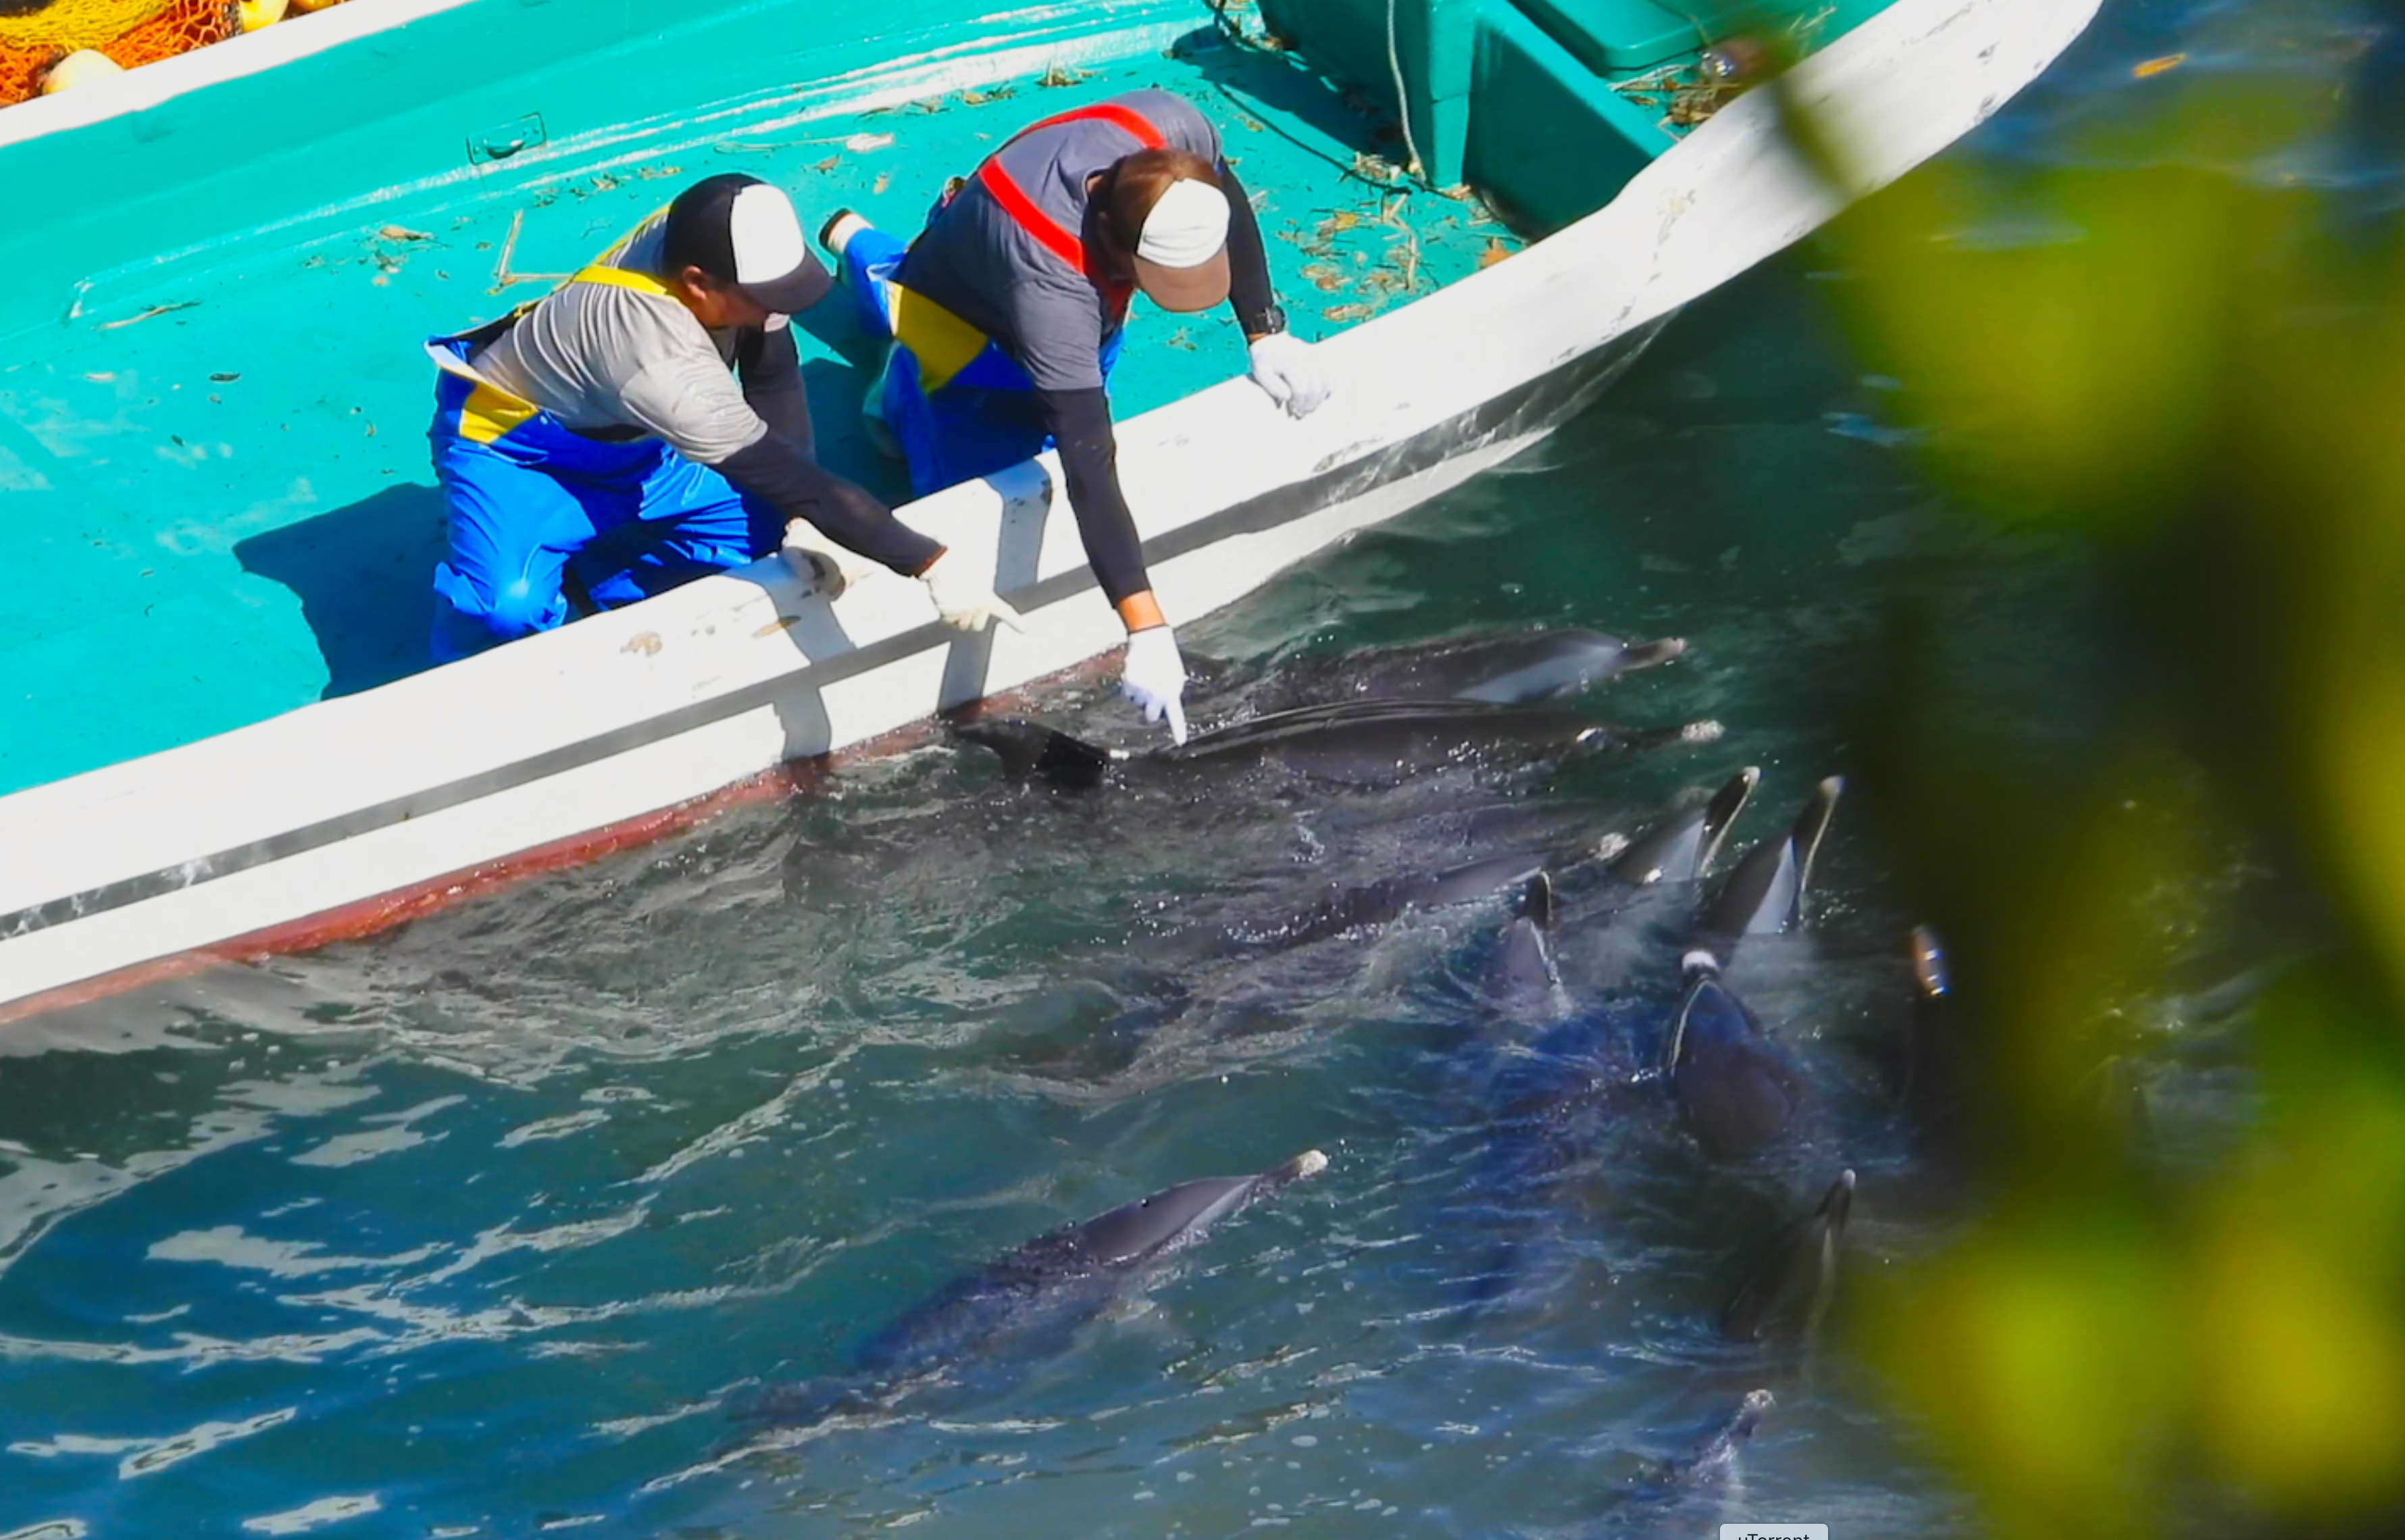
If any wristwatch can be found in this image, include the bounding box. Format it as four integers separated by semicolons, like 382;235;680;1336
1254;301;1288;338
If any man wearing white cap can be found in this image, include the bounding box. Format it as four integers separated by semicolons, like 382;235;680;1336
423;173;1013;659
822;90;1333;742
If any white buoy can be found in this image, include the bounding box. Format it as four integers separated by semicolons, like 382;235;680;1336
40;51;124;96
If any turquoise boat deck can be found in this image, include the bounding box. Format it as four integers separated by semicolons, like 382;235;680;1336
0;0;1877;800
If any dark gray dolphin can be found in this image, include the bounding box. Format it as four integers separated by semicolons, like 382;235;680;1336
1200;627;1687;713
1225;848;1551;954
1692;776;1842;944
1486;871;1562;1008
1323;627;1686;705
957;699;1721;790
1604;767;1759;887
1901;924;1960;1135
740;1150;1327;1427
1661;970;1812;1159
1640;1388;1775;1494
1719;1170;1856;1345
1660;780;1841;1158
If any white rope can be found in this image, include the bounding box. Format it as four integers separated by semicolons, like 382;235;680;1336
1386;0;1429;188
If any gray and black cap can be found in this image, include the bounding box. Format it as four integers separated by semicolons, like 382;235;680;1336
661;173;834;315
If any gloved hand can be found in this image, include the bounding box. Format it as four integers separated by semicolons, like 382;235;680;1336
1121;624;1189;746
1247;331;1332;419
921;550;1025;633
781;519;876;599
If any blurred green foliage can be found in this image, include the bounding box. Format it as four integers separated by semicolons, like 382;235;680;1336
1783;6;2405;1533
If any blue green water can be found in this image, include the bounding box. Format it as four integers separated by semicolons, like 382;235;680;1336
0;1;2355;1536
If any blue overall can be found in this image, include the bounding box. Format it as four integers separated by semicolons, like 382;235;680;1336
424;310;780;663
839;222;1121;499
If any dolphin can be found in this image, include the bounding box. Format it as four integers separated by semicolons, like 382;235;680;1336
1602;766;1760;888
739;1150;1327;1427
1691;776;1842;944
1900;924;1960;1136
1638;1388;1775;1495
1719;1170;1856;1346
1661;969;1813;1159
957;699;1722;790
1485;871;1564;1016
1223;849;1552;954
1661;780;1843;1158
1254;627;1688;709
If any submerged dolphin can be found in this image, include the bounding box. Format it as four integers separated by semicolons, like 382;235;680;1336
1719;1170;1856;1346
1640;1388;1775;1495
1663;779;1844;1159
740;1150;1327;1427
958;698;1721;790
1225;849;1552;954
1250;627;1688;708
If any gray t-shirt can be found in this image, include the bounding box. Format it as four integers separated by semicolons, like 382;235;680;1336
897;89;1224;393
459;217;780;465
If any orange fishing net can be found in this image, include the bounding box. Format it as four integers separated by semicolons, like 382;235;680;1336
0;1;245;106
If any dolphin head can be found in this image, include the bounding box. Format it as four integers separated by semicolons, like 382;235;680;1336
1696;777;1843;939
1072;1150;1327;1268
1610;767;1761;886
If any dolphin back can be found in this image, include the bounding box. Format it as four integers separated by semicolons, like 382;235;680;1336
1664;973;1808;1158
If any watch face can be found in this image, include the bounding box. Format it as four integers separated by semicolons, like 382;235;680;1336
1261;303;1288;334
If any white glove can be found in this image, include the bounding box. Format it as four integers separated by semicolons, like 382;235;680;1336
1247;330;1332;419
921;550;1025;633
1121;624;1189;746
781;519;876;599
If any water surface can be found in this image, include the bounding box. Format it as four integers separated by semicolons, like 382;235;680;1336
0;3;2342;1535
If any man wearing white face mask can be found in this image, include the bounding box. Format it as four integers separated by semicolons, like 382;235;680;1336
821;90;1334;744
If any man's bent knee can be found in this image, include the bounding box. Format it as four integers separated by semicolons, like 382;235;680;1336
430;562;568;660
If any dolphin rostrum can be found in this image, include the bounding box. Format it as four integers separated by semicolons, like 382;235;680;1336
740;1150;1328;1427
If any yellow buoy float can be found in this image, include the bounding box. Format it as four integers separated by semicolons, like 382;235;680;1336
239;0;285;28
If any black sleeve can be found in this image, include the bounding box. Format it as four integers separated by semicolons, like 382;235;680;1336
717;434;943;576
1216;159;1279;338
1035;385;1152;607
736;324;814;456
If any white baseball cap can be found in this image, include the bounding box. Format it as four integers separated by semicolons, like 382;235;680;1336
1130;177;1232;313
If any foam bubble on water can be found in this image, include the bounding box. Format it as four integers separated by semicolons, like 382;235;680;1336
240;1495;381;1535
